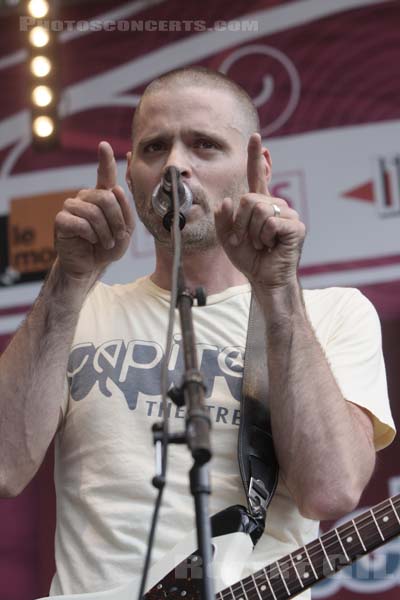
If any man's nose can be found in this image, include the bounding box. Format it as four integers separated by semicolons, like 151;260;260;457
163;143;192;178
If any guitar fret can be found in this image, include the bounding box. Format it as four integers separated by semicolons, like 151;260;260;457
335;528;350;562
319;538;334;572
227;587;235;600
254;557;303;599
372;501;400;542
230;580;247;600
215;494;400;600
370;508;385;541
303;545;318;579
291;548;318;585
335;519;366;562
265;558;302;599
289;554;304;588
282;556;307;596
352;519;367;551
276;561;291;596
262;568;277;600
239;580;249;600
251;574;263;600
251;572;272;598
216;590;231;600
389;498;400;525
312;529;349;578
352;503;395;554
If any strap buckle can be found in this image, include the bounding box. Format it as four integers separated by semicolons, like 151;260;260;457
248;477;269;520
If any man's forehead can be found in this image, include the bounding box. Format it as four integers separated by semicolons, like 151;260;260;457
134;85;247;138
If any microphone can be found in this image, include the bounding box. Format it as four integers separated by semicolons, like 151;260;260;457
151;167;193;230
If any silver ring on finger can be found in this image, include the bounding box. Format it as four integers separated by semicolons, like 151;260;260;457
272;203;281;218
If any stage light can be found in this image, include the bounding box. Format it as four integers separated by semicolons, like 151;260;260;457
28;0;49;18
32;85;53;107
27;1;59;148
30;55;52;77
32;115;54;138
29;26;50;48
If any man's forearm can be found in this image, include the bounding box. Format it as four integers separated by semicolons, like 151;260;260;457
0;260;94;497
253;281;376;520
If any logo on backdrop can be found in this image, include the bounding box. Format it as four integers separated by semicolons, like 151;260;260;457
270;170;308;226
219;44;301;137
342;154;400;218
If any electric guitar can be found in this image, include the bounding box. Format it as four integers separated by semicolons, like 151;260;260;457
36;493;400;600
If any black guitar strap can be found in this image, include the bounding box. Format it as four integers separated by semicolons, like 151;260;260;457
238;292;279;545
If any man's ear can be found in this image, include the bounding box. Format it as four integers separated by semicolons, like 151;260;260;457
125;151;133;191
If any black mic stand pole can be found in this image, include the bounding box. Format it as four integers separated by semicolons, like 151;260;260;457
161;166;215;600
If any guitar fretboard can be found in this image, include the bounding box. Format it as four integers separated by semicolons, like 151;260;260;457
217;494;400;600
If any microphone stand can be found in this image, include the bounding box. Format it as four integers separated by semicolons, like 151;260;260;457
155;166;215;600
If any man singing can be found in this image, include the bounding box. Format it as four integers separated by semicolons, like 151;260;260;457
0;67;395;598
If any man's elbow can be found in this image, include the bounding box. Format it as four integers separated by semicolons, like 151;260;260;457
0;470;29;498
298;454;376;521
299;487;363;521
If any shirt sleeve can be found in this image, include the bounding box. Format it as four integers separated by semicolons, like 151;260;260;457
323;289;396;451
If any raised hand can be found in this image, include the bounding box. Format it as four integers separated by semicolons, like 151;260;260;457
214;133;305;289
54;141;135;281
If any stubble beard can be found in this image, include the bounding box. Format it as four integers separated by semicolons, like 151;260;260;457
133;179;247;254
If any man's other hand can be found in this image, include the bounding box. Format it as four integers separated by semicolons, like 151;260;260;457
215;133;306;290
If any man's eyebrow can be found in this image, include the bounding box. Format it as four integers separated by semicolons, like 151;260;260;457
138;133;170;147
191;130;229;147
138;129;228;148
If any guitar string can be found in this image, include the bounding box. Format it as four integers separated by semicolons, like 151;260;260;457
235;522;394;599
203;498;400;600
224;530;391;600
218;530;388;600
217;498;400;600
156;498;400;600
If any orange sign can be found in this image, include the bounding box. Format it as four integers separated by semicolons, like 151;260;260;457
8;191;77;274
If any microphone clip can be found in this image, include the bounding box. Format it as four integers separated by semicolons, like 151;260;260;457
163;211;186;231
152;166;193;231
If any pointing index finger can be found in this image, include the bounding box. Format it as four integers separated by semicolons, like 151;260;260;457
96;141;118;190
247;133;269;196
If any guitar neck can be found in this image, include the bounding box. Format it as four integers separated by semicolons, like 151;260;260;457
217;494;400;600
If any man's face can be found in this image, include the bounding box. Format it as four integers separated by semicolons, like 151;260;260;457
127;85;250;250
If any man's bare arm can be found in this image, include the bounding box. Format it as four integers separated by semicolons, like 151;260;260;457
255;282;376;521
0;263;94;496
0;141;134;497
215;133;377;520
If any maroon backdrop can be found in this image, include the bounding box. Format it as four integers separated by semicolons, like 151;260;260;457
0;1;399;599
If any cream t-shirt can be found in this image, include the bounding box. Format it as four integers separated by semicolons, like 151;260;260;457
50;278;395;598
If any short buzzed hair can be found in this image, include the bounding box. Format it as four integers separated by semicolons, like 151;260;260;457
132;66;260;141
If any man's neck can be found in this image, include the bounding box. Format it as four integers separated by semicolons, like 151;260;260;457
151;243;248;295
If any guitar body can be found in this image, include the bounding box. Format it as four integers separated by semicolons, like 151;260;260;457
36;505;255;600
36;495;400;600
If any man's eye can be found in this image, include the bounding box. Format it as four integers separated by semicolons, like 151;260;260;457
195;139;218;149
144;142;165;153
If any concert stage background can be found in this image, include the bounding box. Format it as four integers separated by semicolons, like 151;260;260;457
0;1;399;598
